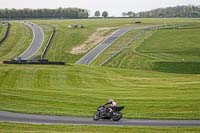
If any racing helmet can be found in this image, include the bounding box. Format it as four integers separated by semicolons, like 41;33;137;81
108;98;114;102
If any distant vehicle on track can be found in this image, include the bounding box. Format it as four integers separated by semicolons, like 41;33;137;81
68;24;84;29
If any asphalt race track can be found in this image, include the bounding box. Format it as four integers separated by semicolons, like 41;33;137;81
19;22;44;60
76;26;155;65
0;111;200;126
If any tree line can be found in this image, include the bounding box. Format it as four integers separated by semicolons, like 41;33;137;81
0;8;89;19
94;11;109;18
122;5;200;18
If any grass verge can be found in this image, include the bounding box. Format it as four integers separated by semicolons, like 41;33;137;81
0;123;200;133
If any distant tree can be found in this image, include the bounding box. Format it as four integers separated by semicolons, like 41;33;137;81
127;11;135;17
95;11;101;17
123;5;200;18
191;11;200;17
0;8;89;19
102;11;108;18
122;12;127;17
78;12;89;18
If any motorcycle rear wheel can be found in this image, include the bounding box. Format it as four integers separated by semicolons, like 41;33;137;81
93;111;100;121
111;111;122;121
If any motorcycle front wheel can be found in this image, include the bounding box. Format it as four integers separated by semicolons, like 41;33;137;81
93;111;100;121
111;111;122;121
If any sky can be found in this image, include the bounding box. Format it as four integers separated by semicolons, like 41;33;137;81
0;0;200;16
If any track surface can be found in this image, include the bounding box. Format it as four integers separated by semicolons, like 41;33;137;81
76;26;155;65
0;111;200;126
19;22;44;60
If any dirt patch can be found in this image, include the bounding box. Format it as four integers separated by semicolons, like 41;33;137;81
70;27;118;55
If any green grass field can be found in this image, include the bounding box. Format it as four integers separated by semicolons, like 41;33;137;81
0;18;200;132
31;19;133;62
0;22;32;61
0;64;199;119
136;27;200;62
0;19;200;119
1;123;200;133
102;29;158;68
104;22;200;74
7;18;194;63
28;18;198;63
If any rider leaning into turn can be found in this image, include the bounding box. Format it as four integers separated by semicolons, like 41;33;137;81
104;98;117;112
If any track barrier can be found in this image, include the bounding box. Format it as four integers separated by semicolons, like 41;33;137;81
0;22;10;44
3;59;65;65
41;27;56;60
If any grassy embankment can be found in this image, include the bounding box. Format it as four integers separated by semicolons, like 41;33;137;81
137;25;200;62
0;64;199;119
1;123;200;133
101;22;200;74
30;18;200;63
0;19;200;131
30;19;141;62
0;19;200;119
91;29;141;65
0;22;32;61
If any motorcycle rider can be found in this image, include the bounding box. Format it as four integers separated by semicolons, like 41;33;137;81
104;98;117;112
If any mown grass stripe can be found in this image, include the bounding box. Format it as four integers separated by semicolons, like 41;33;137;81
0;64;199;119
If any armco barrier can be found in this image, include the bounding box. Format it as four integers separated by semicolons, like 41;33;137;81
0;22;10;44
41;27;56;59
3;60;65;65
99;30;145;67
99;26;160;67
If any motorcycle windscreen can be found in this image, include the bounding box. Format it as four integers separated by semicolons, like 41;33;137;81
115;106;124;111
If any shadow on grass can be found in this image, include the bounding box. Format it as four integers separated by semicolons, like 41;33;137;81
152;62;200;74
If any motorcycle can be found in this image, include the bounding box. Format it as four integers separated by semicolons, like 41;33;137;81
93;105;124;121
